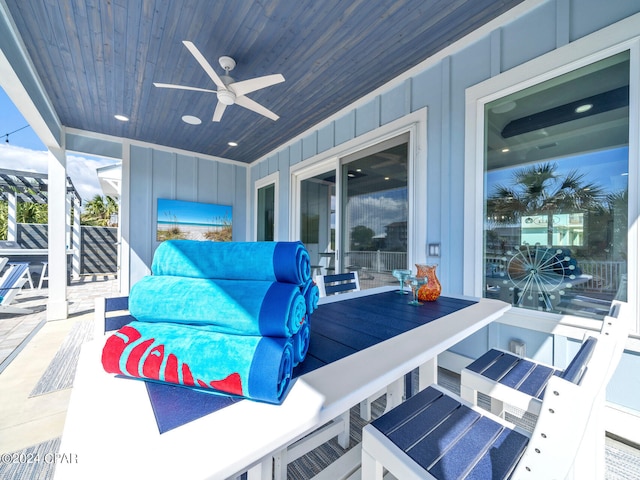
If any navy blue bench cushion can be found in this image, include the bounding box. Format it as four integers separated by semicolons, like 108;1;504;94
466;335;598;402
105;296;129;312
371;386;529;479
466;349;555;398
322;272;359;295
104;296;134;333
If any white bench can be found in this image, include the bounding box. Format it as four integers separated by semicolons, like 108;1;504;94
362;301;629;480
460;301;626;419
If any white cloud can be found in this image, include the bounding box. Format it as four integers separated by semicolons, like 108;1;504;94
0;144;117;205
346;192;407;235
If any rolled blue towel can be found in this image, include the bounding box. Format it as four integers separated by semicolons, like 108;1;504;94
102;322;294;404
152;240;311;285
301;279;319;315
129;276;307;337
292;321;310;366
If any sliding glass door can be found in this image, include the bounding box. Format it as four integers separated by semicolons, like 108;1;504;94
340;138;408;287
296;134;409;289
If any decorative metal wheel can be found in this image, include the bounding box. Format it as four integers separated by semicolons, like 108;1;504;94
498;246;576;311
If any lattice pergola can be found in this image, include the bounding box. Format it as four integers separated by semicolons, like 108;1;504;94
0;168;81;206
0;168;83;283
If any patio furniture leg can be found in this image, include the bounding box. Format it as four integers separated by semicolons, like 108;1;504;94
382;377;404;414
38;261;48;289
418;357;437;391
245;457;272;480
359;387;385;421
361;446;384;480
337;409;350;448
273;410;351;480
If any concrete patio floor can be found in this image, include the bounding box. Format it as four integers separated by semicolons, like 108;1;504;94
0;276;118;455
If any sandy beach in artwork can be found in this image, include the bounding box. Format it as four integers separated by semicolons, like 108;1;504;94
157;223;232;242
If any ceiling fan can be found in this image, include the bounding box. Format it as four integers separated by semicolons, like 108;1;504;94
154;41;285;122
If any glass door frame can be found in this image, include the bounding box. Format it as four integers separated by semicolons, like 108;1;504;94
291;157;342;271
254;172;279;241
290;111;427;279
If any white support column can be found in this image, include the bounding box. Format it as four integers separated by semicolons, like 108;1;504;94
72;198;81;279
118;143;131;294
66;194;71;249
7;192;17;242
47;147;68;320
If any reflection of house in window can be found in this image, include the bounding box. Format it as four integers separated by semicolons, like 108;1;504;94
385;221;407;250
520;215;548;245
553;213;584;246
520;213;583;246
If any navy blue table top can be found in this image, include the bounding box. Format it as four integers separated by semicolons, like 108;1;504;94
135;291;476;433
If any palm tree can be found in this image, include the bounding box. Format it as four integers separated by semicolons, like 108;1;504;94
81;195;119;226
17;201;48;224
487;162;605;246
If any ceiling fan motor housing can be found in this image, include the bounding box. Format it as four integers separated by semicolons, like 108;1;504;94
217;89;236;105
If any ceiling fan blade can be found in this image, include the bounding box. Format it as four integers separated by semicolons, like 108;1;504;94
212;102;227;122
182;41;225;89
231;74;285;97
235;96;279;121
153;82;217;94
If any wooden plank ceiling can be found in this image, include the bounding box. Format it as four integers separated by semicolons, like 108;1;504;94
4;0;524;163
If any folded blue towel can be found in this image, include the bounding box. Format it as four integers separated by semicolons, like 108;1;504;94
129;276;307;337
102;321;294;404
152;240;311;285
301;279;319;315
292;321;310;365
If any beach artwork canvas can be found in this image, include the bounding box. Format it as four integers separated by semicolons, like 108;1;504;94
157;198;232;242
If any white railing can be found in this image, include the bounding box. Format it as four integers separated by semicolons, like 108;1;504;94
578;260;626;293
485;255;625;294
344;250;408;273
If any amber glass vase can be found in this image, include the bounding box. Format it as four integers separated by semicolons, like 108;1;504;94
416;264;441;301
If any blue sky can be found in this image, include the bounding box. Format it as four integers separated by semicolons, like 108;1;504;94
157;198;232;225
0;87;117;203
486;146;629;196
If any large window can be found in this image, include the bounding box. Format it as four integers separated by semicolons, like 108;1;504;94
483;52;629;319
255;173;278;241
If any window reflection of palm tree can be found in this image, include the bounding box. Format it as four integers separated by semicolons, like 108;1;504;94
487;162;605;310
487;162;605;245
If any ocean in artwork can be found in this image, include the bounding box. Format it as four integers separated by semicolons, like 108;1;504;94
157;198;232;242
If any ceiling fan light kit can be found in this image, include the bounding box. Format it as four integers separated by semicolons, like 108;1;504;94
154;41;284;123
217;89;236;105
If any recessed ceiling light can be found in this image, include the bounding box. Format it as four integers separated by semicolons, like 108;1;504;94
384;176;390;181
114;114;129;122
182;115;202;125
575;103;593;114
501;148;510;153
228;141;238;147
